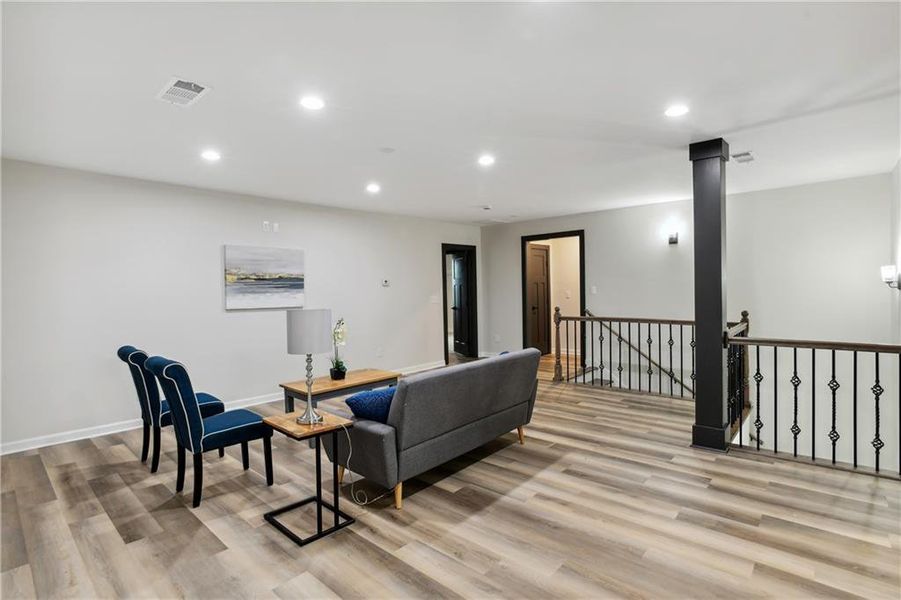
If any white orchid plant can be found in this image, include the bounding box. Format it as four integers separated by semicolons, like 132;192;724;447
331;318;347;371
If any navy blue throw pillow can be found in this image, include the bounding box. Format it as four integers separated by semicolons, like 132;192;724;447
345;387;395;423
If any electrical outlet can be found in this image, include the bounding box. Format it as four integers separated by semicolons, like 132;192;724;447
590;285;598;295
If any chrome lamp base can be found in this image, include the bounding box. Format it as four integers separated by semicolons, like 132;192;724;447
295;353;323;425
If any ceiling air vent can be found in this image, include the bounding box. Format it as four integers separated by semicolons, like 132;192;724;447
157;78;209;107
732;151;754;164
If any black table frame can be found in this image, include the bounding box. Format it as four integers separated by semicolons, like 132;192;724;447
263;429;355;546
283;376;399;413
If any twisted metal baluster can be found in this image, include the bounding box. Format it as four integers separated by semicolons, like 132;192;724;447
598;322;604;386
827;350;840;464
679;325;685;398
646;326;653;393
753;345;763;451
617;322;623;389
872;352;884;472
690;326;696;399
668;324;675;396
658;323;662;394
790;348;801;457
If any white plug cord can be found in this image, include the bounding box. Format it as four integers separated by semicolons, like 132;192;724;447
337;423;392;506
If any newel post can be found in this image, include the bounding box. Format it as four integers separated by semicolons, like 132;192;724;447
553;307;563;382
690;138;731;451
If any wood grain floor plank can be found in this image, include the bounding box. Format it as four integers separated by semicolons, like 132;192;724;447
1;355;898;599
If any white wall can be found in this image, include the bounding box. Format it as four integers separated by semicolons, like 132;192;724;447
483;173;897;470
483;174;893;350
1;160;481;450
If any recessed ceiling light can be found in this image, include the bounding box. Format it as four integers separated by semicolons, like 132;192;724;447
366;182;381;194
299;95;325;111
201;149;221;162
477;154;496;167
664;104;690;118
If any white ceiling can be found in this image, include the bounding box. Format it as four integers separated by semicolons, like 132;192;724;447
3;2;899;223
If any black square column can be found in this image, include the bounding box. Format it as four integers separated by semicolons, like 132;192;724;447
690;138;730;451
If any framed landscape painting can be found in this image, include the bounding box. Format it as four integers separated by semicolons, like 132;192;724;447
224;245;305;310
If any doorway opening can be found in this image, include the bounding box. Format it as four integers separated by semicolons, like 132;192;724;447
521;231;585;356
442;244;478;366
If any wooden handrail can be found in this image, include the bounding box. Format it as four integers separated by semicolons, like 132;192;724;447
727;336;901;354
560;314;695;326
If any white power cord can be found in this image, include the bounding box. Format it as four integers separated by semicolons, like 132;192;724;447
337;423;392;506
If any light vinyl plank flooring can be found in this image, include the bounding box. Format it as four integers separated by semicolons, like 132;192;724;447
2;357;899;599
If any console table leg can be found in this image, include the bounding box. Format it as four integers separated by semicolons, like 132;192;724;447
332;431;339;528
315;437;323;534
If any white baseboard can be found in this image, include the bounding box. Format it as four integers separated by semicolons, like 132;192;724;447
0;359;448;455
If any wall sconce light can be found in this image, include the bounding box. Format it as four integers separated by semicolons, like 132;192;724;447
668;232;679;245
880;265;899;289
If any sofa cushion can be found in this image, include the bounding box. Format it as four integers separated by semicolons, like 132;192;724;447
345;387;395;423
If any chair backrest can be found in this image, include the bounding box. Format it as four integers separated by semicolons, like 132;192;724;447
145;356;204;454
116;345;162;425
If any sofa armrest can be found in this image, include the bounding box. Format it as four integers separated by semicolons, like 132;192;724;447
323;419;399;490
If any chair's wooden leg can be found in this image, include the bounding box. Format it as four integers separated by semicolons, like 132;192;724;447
337;465;345;484
394;482;403;510
176;445;185;492
192;454;203;508
263;435;273;486
517;426;525;445
218;447;225;458
241;441;249;470
140;422;150;463
151;426;162;473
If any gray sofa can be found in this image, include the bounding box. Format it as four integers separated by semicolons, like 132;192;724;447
325;348;541;509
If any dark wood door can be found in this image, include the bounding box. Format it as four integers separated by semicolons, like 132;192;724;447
526;244;550;354
451;253;470;354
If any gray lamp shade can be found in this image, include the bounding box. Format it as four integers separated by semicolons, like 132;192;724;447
286;309;333;355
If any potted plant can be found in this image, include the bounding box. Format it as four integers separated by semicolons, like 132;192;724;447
330;318;347;380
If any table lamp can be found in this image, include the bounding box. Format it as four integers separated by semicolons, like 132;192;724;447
286;308;333;424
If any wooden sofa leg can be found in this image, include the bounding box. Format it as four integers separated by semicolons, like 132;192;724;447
337;465;345;484
517;426;525;445
394;482;403;510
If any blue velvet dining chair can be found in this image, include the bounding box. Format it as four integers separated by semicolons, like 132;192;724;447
117;346;226;472
145;356;273;507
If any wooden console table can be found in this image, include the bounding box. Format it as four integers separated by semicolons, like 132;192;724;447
279;368;400;413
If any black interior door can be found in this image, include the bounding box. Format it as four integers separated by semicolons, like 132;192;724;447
452;253;470;354
526;244;550;354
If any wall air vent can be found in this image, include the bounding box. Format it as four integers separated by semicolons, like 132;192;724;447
157;78;209;107
732;151;754;164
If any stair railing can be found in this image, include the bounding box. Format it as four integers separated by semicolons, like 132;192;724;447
726;329;900;478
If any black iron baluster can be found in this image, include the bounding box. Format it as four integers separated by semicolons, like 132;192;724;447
628;322;633;390
753;345;763;451
565;320;570;381
853;351;858;468
608;322;613;388
598;322;604;387
774;346;778;454
690;326;696;399
638;324;642;392
679;325;684;398
791;348;801;457
738;346;744;447
898;353;900;479
658;323;662;394
582;321;587;385
872;352;884;472
590;320;595;386
811;349;816;461
828;349;840;465
668;324;675;396
727;345;736;428
617;322;623;388
647;325;653;393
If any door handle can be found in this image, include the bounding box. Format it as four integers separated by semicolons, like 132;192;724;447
451;306;459;310
531;306;538;311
